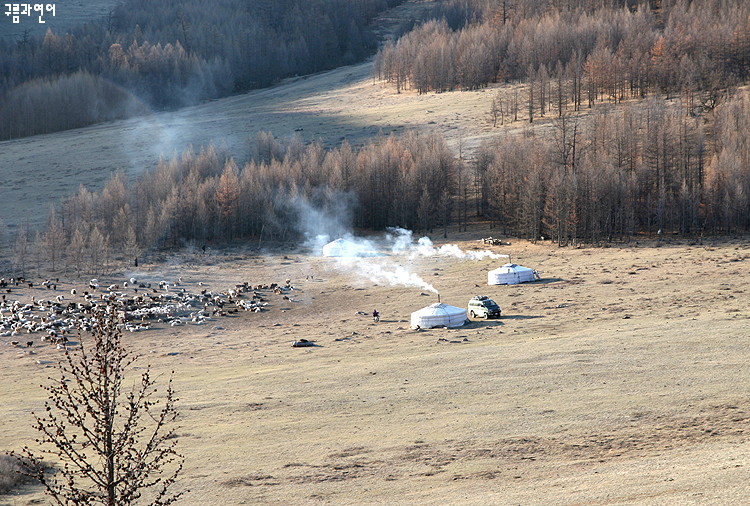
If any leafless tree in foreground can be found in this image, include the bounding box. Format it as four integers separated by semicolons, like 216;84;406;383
18;303;185;505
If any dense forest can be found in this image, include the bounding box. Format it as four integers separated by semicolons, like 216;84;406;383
375;0;750;101
10;132;457;274
0;0;404;139
8;86;750;274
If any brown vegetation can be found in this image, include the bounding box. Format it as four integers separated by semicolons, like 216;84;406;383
0;0;404;139
375;0;749;107
3;0;750;274
4;85;743;276
18;303;184;505
0;453;39;495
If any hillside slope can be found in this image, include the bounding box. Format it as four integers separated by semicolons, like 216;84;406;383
0;0;522;230
2;235;750;504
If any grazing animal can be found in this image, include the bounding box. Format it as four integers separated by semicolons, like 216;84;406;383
26;341;33;347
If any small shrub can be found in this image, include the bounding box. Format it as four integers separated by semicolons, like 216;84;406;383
0;453;39;495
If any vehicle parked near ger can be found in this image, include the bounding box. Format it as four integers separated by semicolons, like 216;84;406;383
467;295;501;319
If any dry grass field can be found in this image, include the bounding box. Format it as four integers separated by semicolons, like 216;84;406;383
2;229;750;504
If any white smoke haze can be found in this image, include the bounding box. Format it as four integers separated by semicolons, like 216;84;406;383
386;227;509;261
294;200;506;295
336;257;439;294
293;192;357;254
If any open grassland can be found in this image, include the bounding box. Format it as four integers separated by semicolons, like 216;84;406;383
2;230;750;504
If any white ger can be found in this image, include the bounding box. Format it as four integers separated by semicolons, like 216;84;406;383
410;303;467;329
487;263;539;285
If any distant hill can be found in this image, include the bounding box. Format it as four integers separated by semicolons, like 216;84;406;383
0;0;406;141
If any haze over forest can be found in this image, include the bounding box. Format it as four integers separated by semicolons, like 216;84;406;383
2;0;750;273
0;0;403;138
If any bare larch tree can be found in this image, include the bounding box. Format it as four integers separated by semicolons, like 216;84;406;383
19;302;185;505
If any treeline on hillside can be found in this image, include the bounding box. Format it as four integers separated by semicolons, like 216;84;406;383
0;71;151;139
8;90;750;276
10;132;458;275
476;93;750;244
0;0;403;140
374;0;750;100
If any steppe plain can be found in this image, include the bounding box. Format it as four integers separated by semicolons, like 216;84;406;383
2;231;750;505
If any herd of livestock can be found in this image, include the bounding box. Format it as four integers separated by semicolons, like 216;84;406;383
0;276;295;348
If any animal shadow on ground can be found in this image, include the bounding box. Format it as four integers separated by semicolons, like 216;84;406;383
533;277;564;284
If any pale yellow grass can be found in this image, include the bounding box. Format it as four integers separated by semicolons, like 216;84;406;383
2;230;750;504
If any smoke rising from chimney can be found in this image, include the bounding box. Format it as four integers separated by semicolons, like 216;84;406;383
293;198;504;295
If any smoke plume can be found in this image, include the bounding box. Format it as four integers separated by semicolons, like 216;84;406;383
385;228;509;260
293;199;506;295
336;257;438;293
